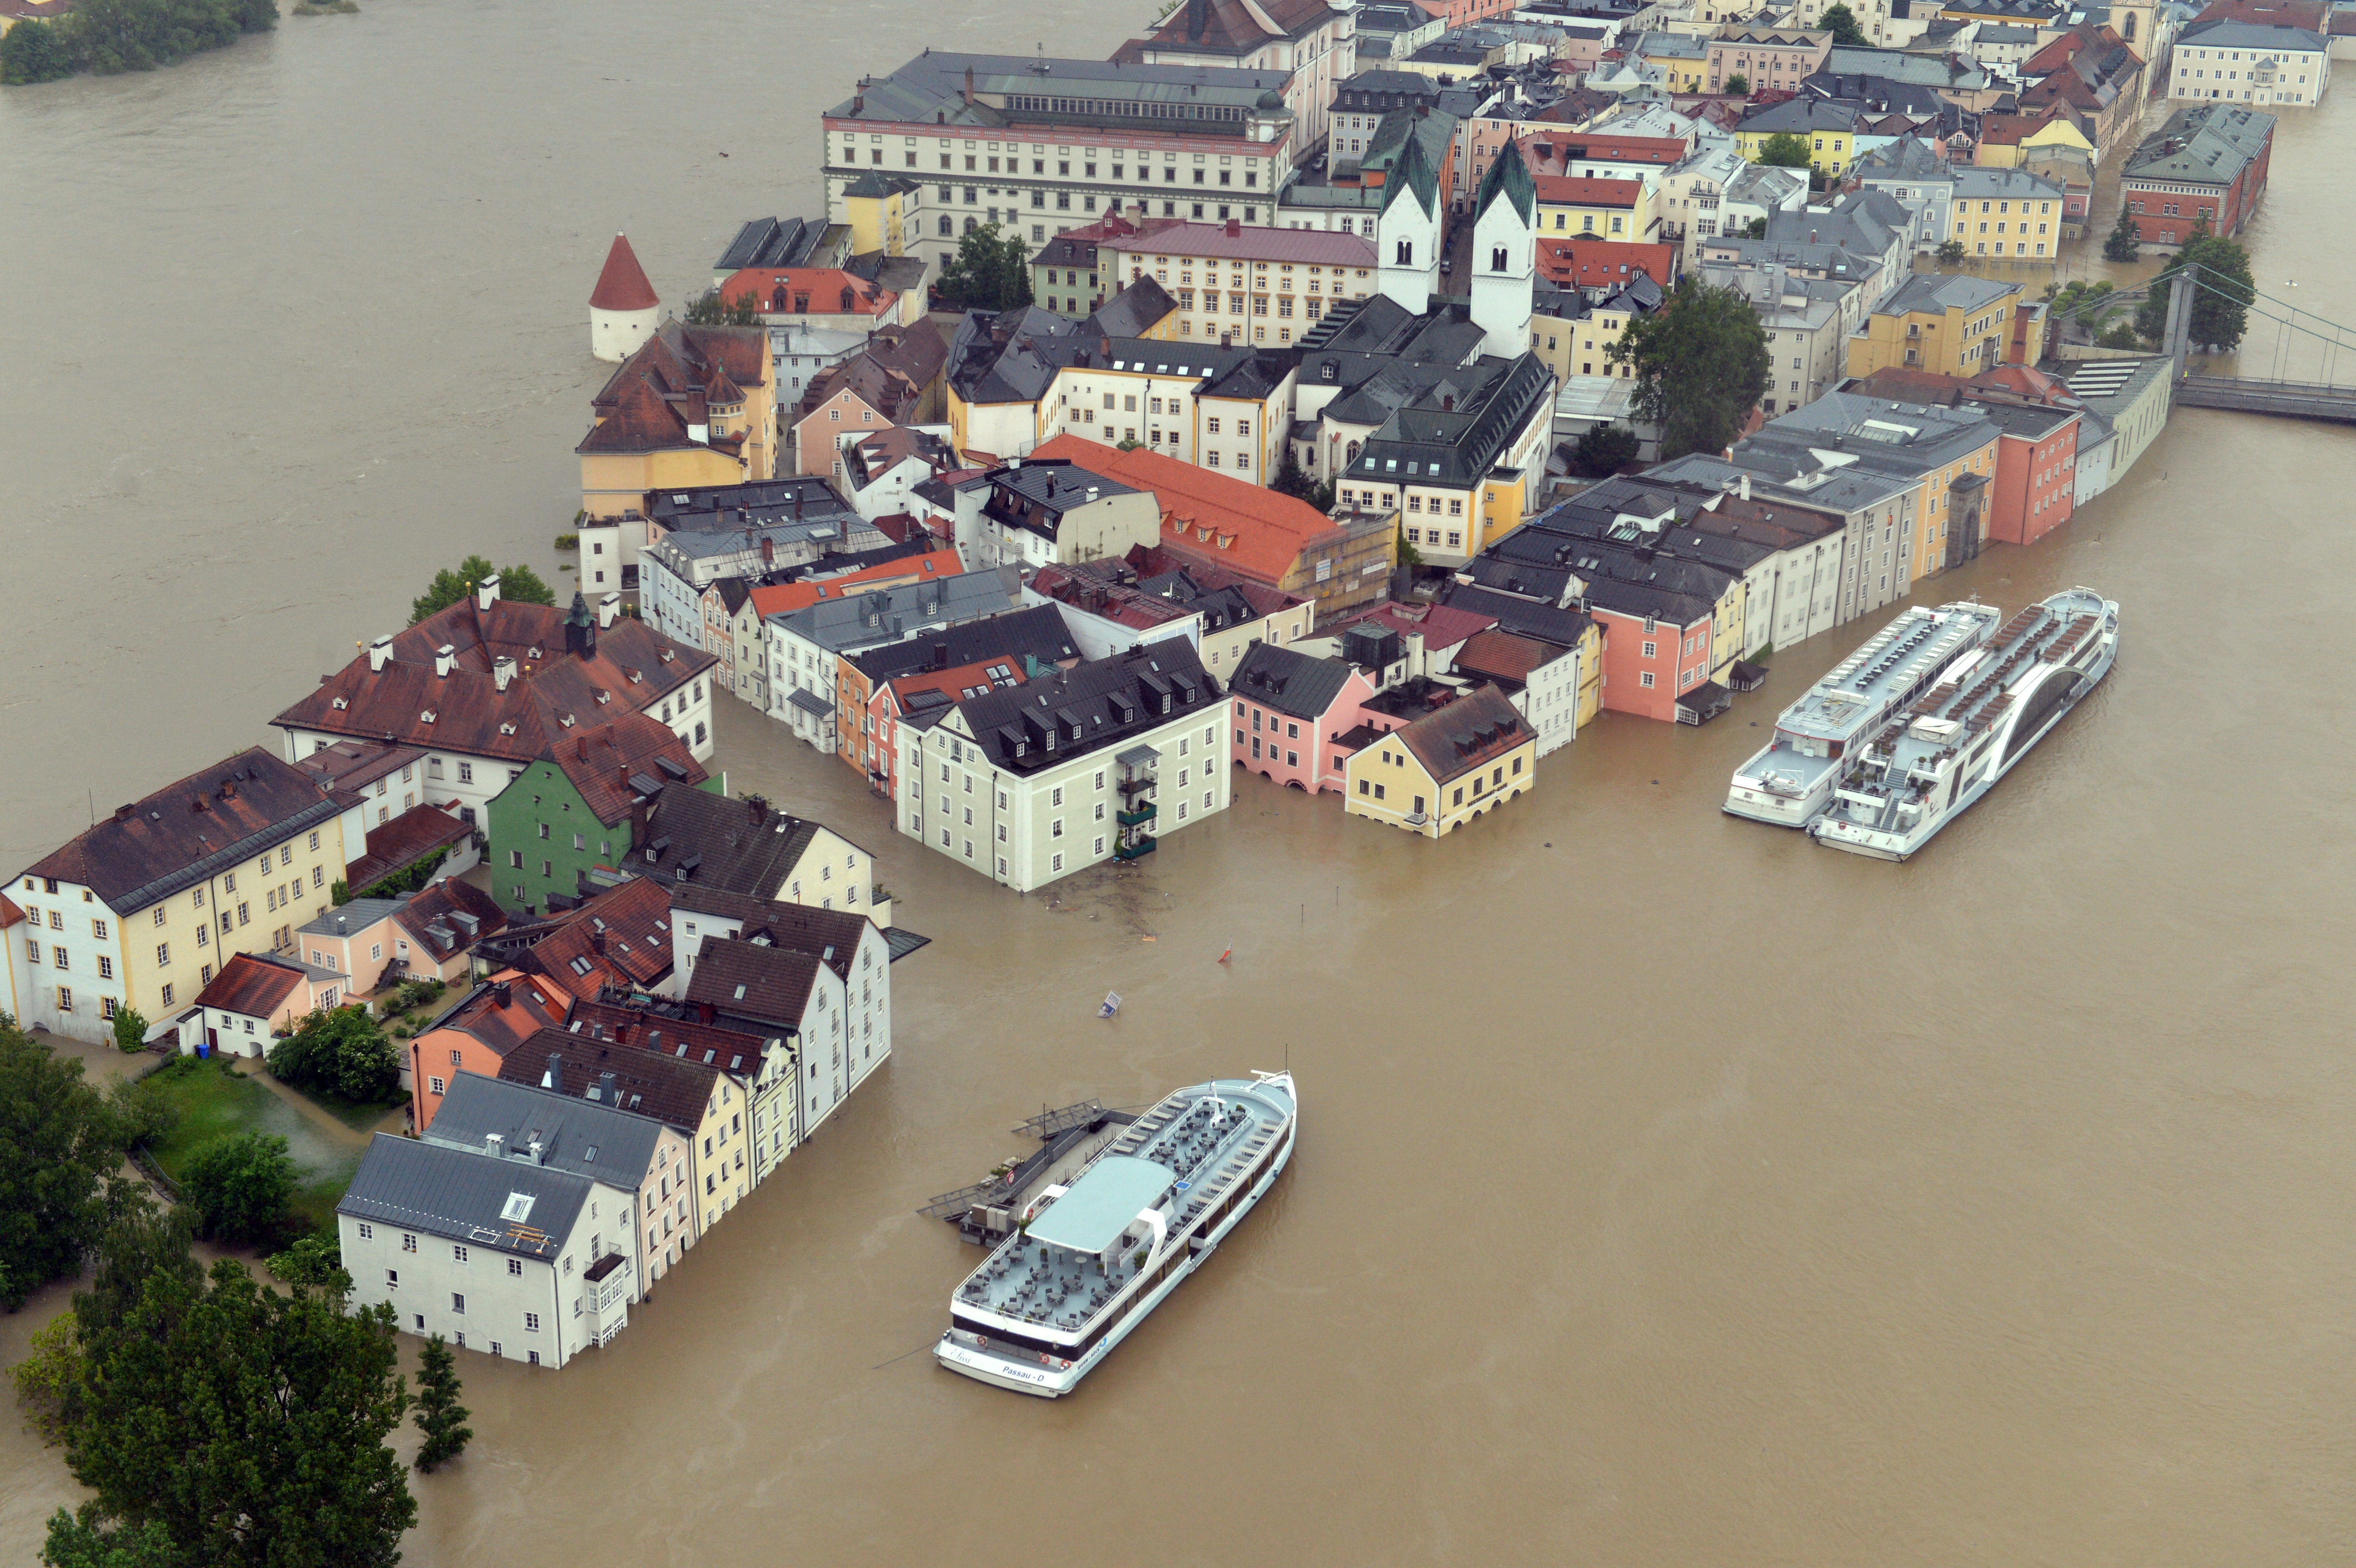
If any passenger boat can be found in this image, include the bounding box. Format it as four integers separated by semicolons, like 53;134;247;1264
935;1071;1298;1397
1725;601;2002;826
1808;588;2118;861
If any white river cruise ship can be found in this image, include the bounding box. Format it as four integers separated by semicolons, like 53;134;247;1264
936;1071;1298;1397
1726;601;2003;826
1810;588;2118;861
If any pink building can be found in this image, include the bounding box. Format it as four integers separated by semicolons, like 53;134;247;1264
1228;642;1377;792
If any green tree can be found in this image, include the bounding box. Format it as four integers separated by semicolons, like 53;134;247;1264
2102;205;2140;262
109;1005;147;1055
62;1256;415;1567
2134;226;2252;350
1815;1;1868;44
74;1187;201;1343
684;288;762;327
1395;525;1423;569
1743;216;1768;239
1756;132;1813;169
0;18;76;82
265;1233;349;1296
271;1005;399;1103
2096;319;2145;350
1723;72;1748;94
936;221;1034;312
178;1132;294;1244
1268;446;1336;512
411;1334;473;1472
1570;423;1640;477
39;1510;176;1568
11;1312;83;1445
409;553;557;624
102;1075;176;1154
1605;280;1772;463
0;1018;126;1309
1936;238;1967;263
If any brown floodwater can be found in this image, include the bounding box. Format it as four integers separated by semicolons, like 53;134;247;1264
4;6;2356;1562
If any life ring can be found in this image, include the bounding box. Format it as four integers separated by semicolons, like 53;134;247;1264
1061;1360;1073;1371
1038;1352;1052;1366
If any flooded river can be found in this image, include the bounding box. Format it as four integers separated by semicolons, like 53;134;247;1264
4;4;2355;1561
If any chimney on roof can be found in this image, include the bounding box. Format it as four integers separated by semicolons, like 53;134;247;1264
113;803;132;822
494;654;518;693
477;574;502;612
1225;216;1242;238
963;65;976;104
434;644;457;678
591;930;607;955
760;535;775;567
493;980;513;1009
748;795;764;824
528;1137;544;1165
576;734;589;762
487;1132;505;1158
368;635;394;674
599;591;621;629
599;1070;617;1105
544;1052;563;1094
1739;473;1751;501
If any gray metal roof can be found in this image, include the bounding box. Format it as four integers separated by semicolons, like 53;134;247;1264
768;571;1017;653
1229;640;1360;722
830;51;1295;130
422;1073;664;1190
299;897;406;938
338;1132;593;1260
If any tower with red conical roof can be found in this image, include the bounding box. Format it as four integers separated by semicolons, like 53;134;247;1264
589;233;661;362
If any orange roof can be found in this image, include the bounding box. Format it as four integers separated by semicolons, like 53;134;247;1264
746;548;963;620
1028;434;1340;585
590;234;659;311
720;268;895;318
0;893;20;929
1537;238;1678;292
878;656;1027;715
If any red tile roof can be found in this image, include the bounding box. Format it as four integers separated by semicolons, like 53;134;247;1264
1392;684;1530;784
579;323;768;457
495;1024;726;1129
512;878;674;1001
879;655;1027;717
0;893;21;930
590;234;660;312
1330;599;1498;656
1532;174;1645;209
720;268;895;318
192;952;311;1020
345;805;473;893
547;711;709;827
432;971;570;1058
682;938;819;1029
1139;0;1336;52
1453;629;1567;687
1031;434;1344;587
1536;238;1678;292
272;593;715;764
745;547;963;621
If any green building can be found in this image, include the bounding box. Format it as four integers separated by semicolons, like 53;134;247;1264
484;713;718;912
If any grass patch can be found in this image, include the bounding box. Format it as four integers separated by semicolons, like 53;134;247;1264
277;1075;406;1132
139;1055;364;1242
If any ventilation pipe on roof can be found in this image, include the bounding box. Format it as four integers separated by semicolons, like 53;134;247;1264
488;1132;505;1158
368;635;394;674
544;1052;563;1093
599;592;621;630
477;575;502;612
599;1070;617;1105
494;655;519;693
528;1137;545;1165
434;644;457;678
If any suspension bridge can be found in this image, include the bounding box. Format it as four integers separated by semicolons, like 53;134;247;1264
2046;261;2356;425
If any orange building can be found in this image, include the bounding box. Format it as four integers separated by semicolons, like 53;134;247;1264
407;970;569;1133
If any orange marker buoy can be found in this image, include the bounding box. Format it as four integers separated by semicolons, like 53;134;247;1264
1217;947;1232;965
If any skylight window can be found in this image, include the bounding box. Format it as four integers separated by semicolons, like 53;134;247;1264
500;1193;535;1223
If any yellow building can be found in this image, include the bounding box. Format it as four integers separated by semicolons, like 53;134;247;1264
1096;223;1377;349
578;323;776;520
1734;99;1859;177
840;173;917;257
1532;175;1657;241
1846;273;2022;380
10;749;348;1047
1975;116;2095;169
1343;686;1539;838
1531;292;1648;383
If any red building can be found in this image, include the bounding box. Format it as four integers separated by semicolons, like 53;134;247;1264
1535;238;1679;294
2120;103;2275;243
1977;403;2082;546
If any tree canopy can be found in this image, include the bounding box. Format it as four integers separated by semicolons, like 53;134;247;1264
268;1005;400;1104
2134;224;2254;350
0;0;274;85
684;288;763;327
411;1334;473;1473
178;1133;295;1245
1755;132;1813;169
0;1017;129;1309
1605;280;1772;463
2102;206;2140;262
1723;73;1749;94
409;553;556;624
1815;2;1868;44
50;1212;417;1568
935;221;1035;313
1570;423;1641;478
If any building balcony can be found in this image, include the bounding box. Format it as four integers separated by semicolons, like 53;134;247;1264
1115;771;1159;797
1115;802;1158;827
1113;834;1158;863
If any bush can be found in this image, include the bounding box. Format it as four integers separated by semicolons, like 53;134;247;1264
1;0;274;84
109;1005;148;1055
1936;239;1967;263
1570;423;1640;477
356;849;448;900
553;532;579;551
265;1233;348;1295
104;1076;177;1153
178;1133;295;1244
1723;72;1748;94
268;1006;400;1104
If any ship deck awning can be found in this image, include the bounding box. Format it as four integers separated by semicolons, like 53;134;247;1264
1025;1155;1176;1255
1675;681;1733;725
1728;660;1769;692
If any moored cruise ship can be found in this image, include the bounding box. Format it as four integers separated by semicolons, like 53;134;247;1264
1809;588;2118;861
1725;601;2003;826
936;1071;1298;1397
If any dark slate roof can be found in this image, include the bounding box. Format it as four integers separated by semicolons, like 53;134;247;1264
945;306;1089;405
22;748;339;916
1228;642;1359;722
1392;685;1529;784
498;1024;727;1132
338;1132;593;1260
1350;351;1556;489
670;891;873;982
561;997;780;1078
647;476;857;532
629;787;825;900
844;603;1080;684
952;643;1221;773
715;216;832;273
683;937;822;1031
1082;276;1178;339
1474;139;1538;225
423;1072;664;1188
397;878;507;960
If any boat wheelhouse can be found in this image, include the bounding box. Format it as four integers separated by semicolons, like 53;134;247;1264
935;1071;1297;1397
1726;601;2002;826
1809;587;2117;861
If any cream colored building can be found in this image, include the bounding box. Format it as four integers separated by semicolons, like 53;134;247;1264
1042;338;1298;483
1097;223;1377;349
12;749;347;1047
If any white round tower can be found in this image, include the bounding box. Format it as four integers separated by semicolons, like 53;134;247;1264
589;233;661;362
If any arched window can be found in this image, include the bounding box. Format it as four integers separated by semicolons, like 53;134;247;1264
1491;246;1508;272
771;285;788;312
1395;239;1413;265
